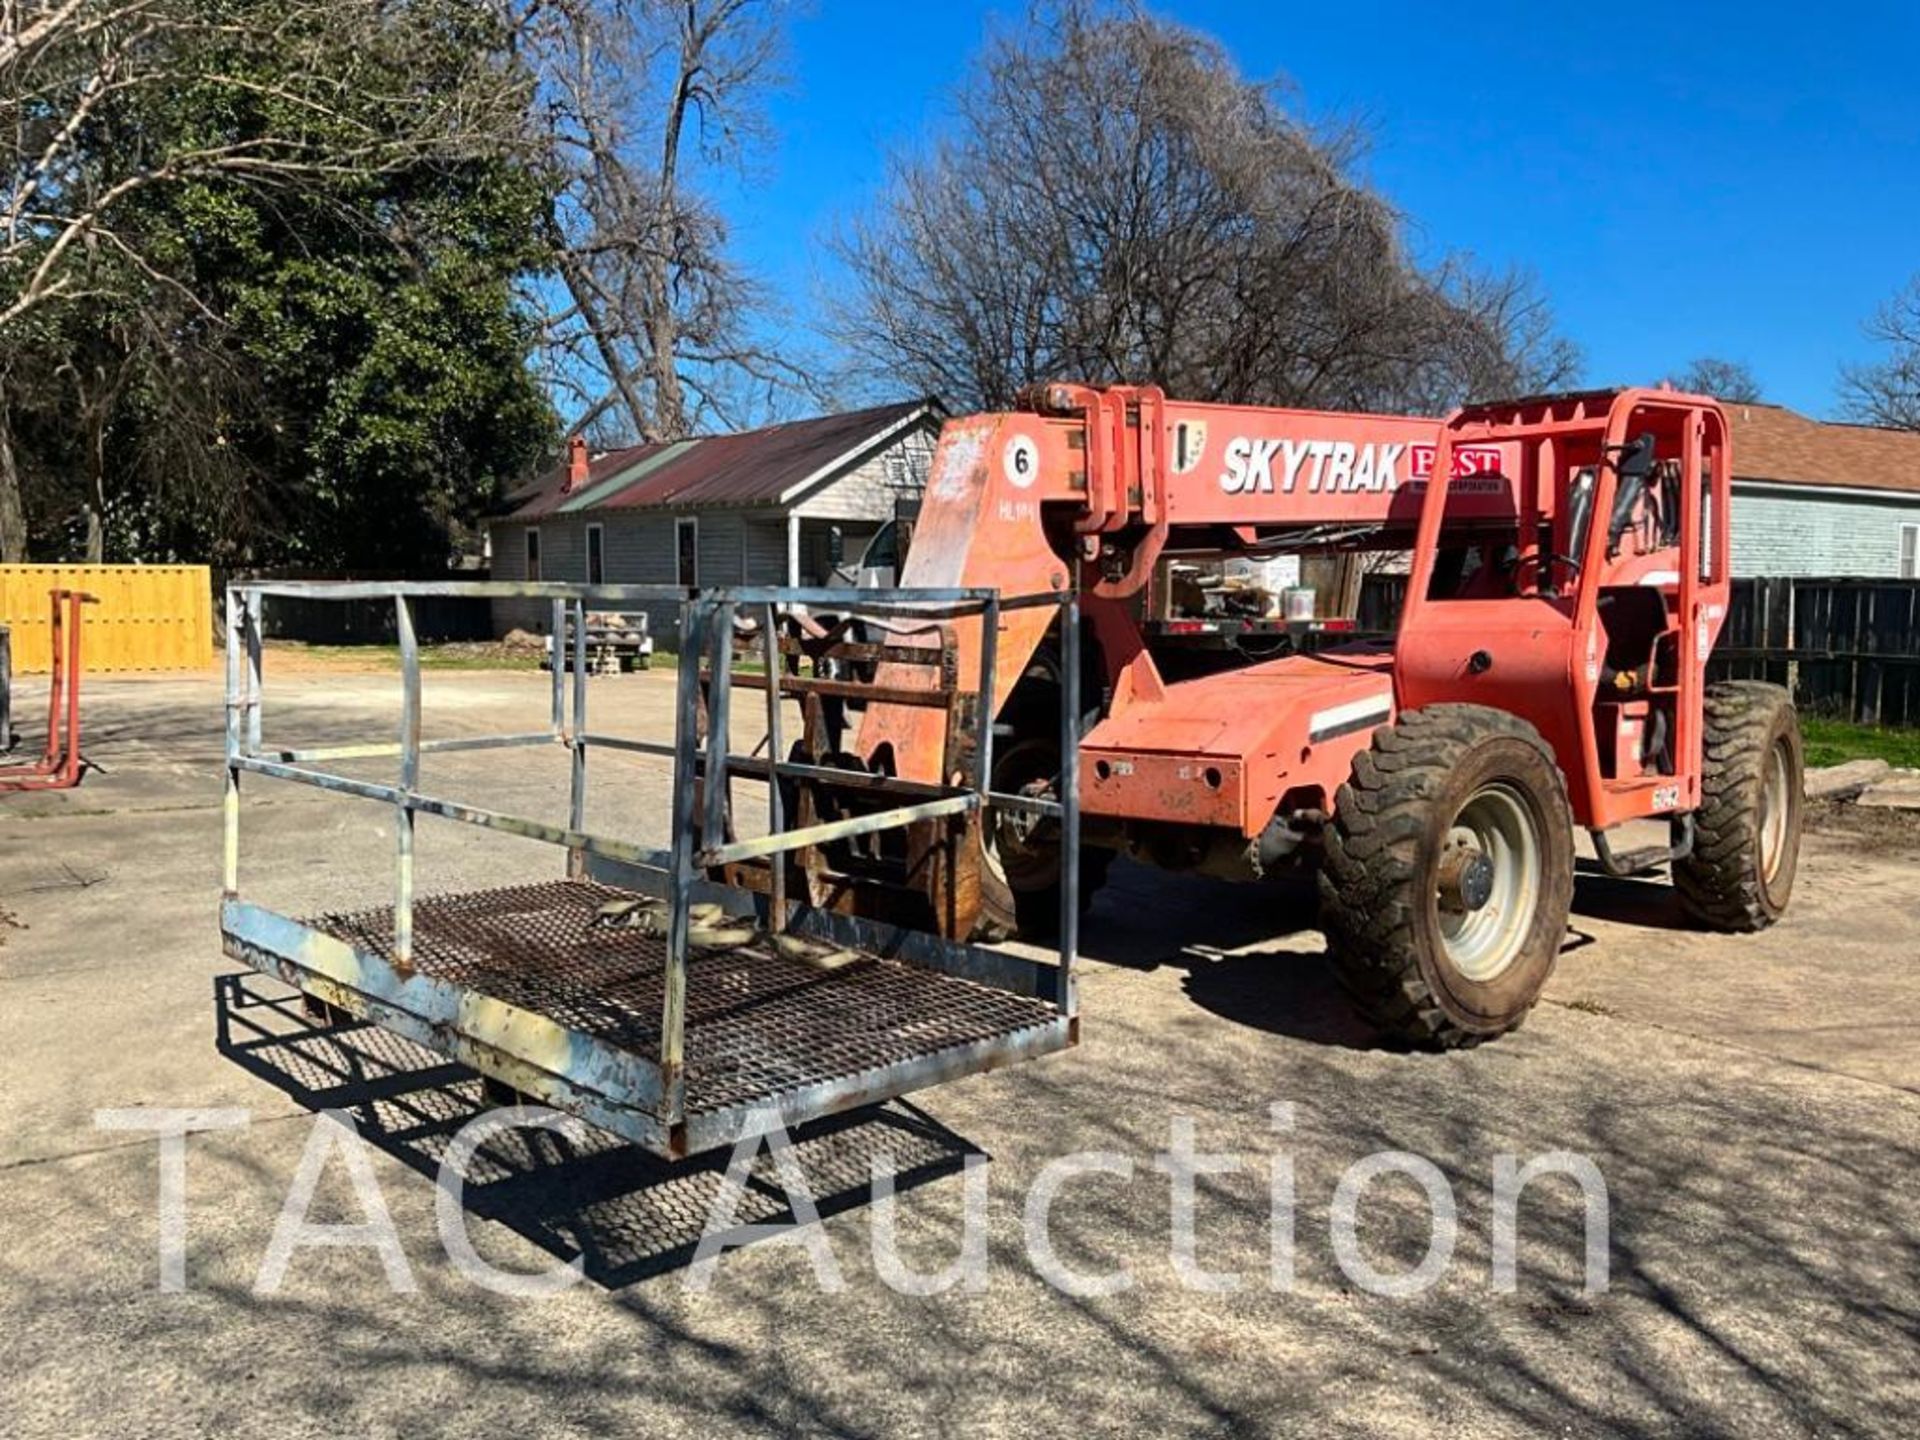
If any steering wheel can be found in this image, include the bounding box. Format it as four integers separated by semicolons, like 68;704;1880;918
1508;546;1581;596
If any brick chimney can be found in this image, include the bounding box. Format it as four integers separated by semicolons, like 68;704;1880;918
564;434;589;493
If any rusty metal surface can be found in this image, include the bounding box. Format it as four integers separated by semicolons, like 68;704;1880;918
1;588;96;791
302;879;1060;1119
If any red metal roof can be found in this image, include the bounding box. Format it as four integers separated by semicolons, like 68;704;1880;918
497;440;656;519
501;400;937;520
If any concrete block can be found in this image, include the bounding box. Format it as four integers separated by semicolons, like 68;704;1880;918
1858;771;1920;811
1804;758;1892;801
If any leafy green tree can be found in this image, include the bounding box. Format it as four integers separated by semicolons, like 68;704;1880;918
1;0;554;568
180;160;557;569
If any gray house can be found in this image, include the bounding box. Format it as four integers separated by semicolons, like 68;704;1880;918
1726;404;1920;577
489;399;943;637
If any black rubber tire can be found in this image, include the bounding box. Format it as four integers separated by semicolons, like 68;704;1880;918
1674;682;1802;932
976;845;1113;942
1318;704;1575;1048
975;736;1113;942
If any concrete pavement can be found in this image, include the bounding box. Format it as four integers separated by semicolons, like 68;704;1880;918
3;666;1917;1438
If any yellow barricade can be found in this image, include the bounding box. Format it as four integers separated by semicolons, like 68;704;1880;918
0;564;214;672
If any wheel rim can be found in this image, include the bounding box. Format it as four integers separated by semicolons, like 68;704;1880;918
1435;782;1542;983
1760;738;1792;885
984;809;1060;893
983;742;1061;895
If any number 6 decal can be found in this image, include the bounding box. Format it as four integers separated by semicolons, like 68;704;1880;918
1003;434;1039;489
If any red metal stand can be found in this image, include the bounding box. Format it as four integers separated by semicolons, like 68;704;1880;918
0;588;97;792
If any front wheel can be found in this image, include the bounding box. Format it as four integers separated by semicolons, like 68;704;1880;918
1674;682;1802;931
976;737;1113;941
1318;705;1575;1048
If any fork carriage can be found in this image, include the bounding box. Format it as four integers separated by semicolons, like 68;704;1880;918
220;580;1081;1160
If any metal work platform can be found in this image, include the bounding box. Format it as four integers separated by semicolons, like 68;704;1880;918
219;580;1080;1159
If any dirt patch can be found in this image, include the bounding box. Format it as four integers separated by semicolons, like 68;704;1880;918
0;906;18;948
1805;798;1920;855
419;640;546;669
252;642;390;675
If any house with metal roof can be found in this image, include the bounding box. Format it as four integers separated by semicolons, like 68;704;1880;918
1725;404;1920;577
488;399;944;637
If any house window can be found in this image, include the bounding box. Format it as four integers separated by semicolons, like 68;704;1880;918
676;517;698;587
586;523;605;586
524;527;541;582
1902;523;1919;579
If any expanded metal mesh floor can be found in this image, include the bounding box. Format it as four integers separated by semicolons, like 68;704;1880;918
305;880;1060;1117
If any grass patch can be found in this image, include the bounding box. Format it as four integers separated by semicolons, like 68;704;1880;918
262;640;545;672
1800;716;1920;770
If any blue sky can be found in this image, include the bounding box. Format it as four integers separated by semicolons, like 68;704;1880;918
714;1;1920;419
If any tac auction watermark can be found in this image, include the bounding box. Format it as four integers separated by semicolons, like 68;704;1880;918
97;1102;1610;1299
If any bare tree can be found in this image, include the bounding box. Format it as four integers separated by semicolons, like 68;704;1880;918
832;3;1576;415
60;336;133;561
1672;357;1763;404
1840;276;1920;431
514;0;807;441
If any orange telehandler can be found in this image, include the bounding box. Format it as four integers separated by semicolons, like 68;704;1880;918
847;384;1803;1047
213;387;1802;1165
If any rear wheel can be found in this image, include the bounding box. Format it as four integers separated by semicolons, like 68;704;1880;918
1674;682;1802;931
1318;705;1574;1048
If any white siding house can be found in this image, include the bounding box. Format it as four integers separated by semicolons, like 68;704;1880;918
490;401;942;637
1726;404;1920;578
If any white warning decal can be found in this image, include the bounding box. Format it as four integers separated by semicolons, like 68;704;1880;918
1307;692;1393;743
1003;435;1039;489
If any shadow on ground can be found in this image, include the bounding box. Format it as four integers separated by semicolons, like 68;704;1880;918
214;973;978;1289
1075;865;1388;1049
1568;860;1696;931
1077;853;1751;1049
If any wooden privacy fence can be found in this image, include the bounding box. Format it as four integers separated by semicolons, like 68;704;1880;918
1713;578;1920;728
0;564;213;672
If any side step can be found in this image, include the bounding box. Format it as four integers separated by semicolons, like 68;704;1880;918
1590;814;1695;878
